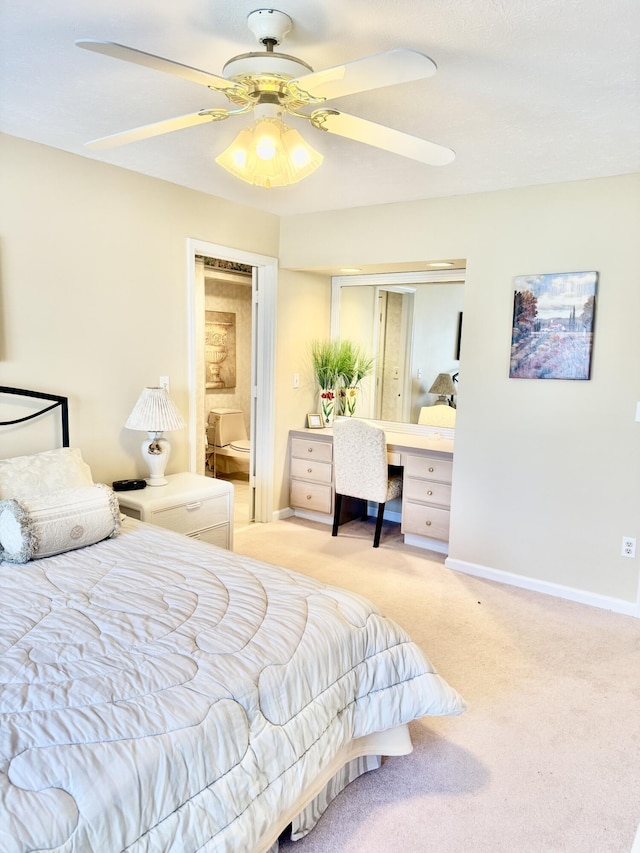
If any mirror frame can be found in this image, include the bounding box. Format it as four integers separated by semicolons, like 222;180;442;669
331;268;466;438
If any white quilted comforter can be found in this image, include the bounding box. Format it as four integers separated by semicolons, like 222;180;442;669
0;521;465;853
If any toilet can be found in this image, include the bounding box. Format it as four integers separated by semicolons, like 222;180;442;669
207;408;250;476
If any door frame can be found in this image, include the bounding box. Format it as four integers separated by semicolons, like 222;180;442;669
186;238;278;523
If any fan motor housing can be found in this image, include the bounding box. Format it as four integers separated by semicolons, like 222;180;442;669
247;9;292;46
222;51;316;110
223;51;312;83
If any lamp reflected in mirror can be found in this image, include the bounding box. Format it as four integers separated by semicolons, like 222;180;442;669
428;372;457;407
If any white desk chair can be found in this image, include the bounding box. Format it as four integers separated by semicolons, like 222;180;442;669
332;418;403;548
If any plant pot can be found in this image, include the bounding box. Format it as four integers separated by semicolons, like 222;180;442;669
319;388;337;426
342;386;358;416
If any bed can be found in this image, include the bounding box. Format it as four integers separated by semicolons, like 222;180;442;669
0;387;465;853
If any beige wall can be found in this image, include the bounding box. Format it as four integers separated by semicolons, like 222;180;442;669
0;134;279;484
280;174;640;605
273;268;332;509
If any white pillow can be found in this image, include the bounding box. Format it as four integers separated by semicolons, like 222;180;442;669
0;447;93;500
0;484;120;563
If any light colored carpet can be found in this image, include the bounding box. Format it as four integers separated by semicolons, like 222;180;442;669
233;515;640;853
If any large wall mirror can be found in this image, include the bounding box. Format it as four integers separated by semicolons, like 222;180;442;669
331;268;466;433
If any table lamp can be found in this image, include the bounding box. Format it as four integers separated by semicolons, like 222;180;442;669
124;387;185;486
428;373;457;406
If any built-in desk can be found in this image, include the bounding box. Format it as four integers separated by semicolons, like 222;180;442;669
288;426;454;553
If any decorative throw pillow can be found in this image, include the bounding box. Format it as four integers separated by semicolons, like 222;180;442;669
0;447;94;500
0;484;120;563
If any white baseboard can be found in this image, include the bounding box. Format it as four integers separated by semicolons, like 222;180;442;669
404;534;448;555
273;507;295;521
290;508;332;525
445;557;638;617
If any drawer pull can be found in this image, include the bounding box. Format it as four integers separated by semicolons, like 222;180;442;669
427;490;433;496
306;494;312;501
425;520;432;526
428;467;435;473
307;447;314;453
185;502;203;511
307;467;313;473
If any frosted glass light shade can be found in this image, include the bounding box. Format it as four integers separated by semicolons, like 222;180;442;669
216;116;323;188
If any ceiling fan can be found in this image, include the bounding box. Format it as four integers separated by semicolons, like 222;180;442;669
77;8;455;187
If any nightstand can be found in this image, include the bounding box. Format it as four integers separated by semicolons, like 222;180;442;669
116;472;234;550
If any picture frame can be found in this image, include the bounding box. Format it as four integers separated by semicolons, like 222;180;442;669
306;413;323;429
455;311;463;360
509;271;598;380
205;311;237;390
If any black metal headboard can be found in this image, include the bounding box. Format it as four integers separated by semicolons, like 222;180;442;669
0;386;69;447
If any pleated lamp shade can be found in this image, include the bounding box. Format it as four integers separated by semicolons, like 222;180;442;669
125;387;185;432
124;387;185;486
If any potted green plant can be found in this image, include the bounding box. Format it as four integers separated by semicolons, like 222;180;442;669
310;339;345;425
338;340;374;416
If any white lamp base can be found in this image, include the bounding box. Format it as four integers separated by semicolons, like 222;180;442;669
142;432;171;486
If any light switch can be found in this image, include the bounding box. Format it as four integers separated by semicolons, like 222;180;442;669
293;373;300;389
636;401;640;422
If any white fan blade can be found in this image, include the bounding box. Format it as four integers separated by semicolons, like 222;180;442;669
291;48;437;102
76;40;243;94
311;110;455;166
85;111;221;150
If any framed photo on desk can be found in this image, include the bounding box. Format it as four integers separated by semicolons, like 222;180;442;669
306;413;323;429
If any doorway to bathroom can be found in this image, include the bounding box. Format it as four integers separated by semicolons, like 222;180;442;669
187;238;277;527
201;259;253;529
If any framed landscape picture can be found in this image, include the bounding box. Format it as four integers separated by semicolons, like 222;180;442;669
509;271;598;380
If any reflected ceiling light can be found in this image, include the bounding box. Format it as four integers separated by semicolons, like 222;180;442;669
215;103;323;188
427;261;455;268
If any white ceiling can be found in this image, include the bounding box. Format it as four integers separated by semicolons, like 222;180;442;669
2;0;638;218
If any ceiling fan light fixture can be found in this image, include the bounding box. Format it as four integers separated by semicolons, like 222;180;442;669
216;107;322;188
77;22;455;174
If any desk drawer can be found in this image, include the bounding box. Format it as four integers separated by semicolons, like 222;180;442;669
404;477;451;508
291;438;332;463
151;494;228;535
404;454;453;483
291;457;332;485
402;502;450;541
290;479;332;514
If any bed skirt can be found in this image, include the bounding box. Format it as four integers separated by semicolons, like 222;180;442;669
261;724;412;852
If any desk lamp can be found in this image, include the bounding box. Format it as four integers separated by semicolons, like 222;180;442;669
428;373;457;407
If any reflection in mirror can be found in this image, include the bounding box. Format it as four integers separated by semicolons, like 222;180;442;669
331;269;465;428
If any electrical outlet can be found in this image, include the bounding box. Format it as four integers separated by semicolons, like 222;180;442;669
159;376;170;391
621;536;636;558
